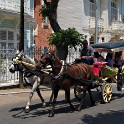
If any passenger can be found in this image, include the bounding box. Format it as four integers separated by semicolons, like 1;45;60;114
106;52;114;68
94;52;105;62
115;51;122;73
76;40;94;65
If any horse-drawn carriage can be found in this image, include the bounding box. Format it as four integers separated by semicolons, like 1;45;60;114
74;41;124;103
9;41;124;117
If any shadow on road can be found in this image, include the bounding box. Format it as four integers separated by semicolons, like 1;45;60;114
9;99;78;119
9;91;124;119
81;109;124;124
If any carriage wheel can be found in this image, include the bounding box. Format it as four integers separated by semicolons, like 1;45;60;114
101;83;112;103
74;85;86;101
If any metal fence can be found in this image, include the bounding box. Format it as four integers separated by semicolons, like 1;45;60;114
0;46;80;85
0;48;19;86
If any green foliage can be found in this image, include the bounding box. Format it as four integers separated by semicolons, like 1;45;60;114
39;5;50;18
48;28;84;49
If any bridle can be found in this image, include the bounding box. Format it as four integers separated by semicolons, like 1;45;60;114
40;53;56;68
11;55;24;72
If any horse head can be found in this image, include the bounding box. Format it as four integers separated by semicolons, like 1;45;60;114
9;50;35;73
36;49;62;75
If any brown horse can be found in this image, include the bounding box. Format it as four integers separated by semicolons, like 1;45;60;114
36;50;100;117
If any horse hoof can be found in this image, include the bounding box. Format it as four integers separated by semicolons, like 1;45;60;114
42;103;46;108
48;103;52;106
77;106;81;111
91;102;95;106
71;106;76;111
24;108;30;113
48;112;54;117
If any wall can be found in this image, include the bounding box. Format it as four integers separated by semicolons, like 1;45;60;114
34;0;52;48
57;0;83;33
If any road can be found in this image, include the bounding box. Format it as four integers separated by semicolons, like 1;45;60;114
0;84;124;124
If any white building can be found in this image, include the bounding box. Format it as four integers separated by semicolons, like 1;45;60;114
57;0;124;44
0;0;35;54
0;0;35;83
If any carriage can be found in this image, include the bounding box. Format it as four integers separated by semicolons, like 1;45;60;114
9;42;124;117
74;41;124;103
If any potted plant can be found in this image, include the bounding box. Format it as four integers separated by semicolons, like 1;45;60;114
48;28;84;60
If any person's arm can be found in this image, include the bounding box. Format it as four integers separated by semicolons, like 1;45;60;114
80;46;94;59
80;55;93;59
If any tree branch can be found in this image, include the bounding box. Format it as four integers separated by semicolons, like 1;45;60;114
42;0;61;32
43;0;49;6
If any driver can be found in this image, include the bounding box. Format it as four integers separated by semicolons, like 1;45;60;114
76;40;94;65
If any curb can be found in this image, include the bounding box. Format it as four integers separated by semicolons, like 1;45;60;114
0;90;31;95
0;82;19;88
0;87;52;95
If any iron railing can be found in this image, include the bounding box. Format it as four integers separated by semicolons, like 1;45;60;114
0;46;80;85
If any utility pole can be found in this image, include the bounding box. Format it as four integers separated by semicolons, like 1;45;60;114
95;0;98;44
19;0;24;88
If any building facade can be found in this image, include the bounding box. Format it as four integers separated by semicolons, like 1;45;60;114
0;0;35;83
0;0;35;54
57;0;124;44
0;0;53;83
34;0;52;48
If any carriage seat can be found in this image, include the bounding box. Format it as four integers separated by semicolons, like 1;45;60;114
92;62;107;76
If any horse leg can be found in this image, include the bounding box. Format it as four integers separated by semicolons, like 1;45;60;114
63;79;75;110
49;88;59;117
48;91;54;106
77;90;86;111
88;89;95;106
65;88;76;110
36;87;46;107
48;83;54;105
24;91;33;113
25;81;39;113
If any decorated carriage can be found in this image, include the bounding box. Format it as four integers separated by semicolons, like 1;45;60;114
9;42;124;117
74;41;124;103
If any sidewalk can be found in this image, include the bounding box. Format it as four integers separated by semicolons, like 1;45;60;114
0;86;54;106
0;85;51;95
0;85;72;106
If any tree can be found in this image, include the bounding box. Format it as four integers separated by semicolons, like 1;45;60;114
48;28;84;60
40;0;61;32
40;0;84;60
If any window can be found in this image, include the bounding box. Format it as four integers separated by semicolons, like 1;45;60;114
43;17;48;24
8;31;14;40
89;0;96;17
17;43;19;49
111;2;117;21
102;37;104;42
8;43;14;49
42;2;49;28
0;42;6;49
0;30;7;40
17;34;20;41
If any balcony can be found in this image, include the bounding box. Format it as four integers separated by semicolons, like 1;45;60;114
106;20;124;40
88;17;104;33
110;20;124;31
0;0;33;17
